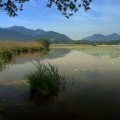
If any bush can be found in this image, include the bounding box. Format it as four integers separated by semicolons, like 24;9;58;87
21;47;29;53
36;39;50;48
0;49;12;60
26;59;65;96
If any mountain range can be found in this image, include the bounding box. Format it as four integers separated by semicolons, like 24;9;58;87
0;26;120;42
0;26;72;43
80;33;120;41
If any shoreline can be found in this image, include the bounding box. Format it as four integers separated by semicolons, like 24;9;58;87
50;44;120;48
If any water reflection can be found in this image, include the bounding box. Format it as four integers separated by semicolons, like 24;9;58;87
0;59;11;72
77;46;120;58
0;51;48;73
0;47;120;120
29;91;56;106
0;63;6;72
0;84;67;120
43;48;71;59
11;51;48;64
0;49;71;71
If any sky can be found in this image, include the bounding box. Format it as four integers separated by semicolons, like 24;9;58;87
0;0;120;40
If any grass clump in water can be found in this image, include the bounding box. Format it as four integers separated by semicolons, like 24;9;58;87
27;58;65;96
0;49;12;60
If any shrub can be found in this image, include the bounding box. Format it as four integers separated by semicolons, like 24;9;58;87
36;39;50;49
26;59;65;96
0;49;12;59
21;47;29;53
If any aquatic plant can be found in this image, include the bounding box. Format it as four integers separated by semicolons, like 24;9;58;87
0;49;13;60
26;59;65;96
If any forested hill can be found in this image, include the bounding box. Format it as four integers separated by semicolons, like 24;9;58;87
0;26;72;43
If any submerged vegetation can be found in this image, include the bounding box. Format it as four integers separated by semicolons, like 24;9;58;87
26;59;65;96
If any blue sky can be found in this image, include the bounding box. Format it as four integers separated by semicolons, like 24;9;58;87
0;0;120;40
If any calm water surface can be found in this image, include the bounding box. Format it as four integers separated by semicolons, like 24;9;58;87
0;47;120;120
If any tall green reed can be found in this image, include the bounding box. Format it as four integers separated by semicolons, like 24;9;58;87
27;58;65;96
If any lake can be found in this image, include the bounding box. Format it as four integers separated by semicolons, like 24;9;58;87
0;46;120;120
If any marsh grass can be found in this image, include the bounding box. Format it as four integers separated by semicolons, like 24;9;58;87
0;40;49;67
0;49;12;59
0;41;44;54
26;59;66;96
0;41;42;49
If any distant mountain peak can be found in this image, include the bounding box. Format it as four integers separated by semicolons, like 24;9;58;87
0;26;72;43
110;33;119;36
9;26;26;29
111;33;118;35
81;33;120;41
93;34;105;36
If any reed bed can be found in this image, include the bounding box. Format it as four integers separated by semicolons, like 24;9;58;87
0;41;43;51
0;40;49;68
26;59;66;96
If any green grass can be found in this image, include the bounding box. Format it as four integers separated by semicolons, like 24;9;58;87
0;49;13;60
26;59;65;96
